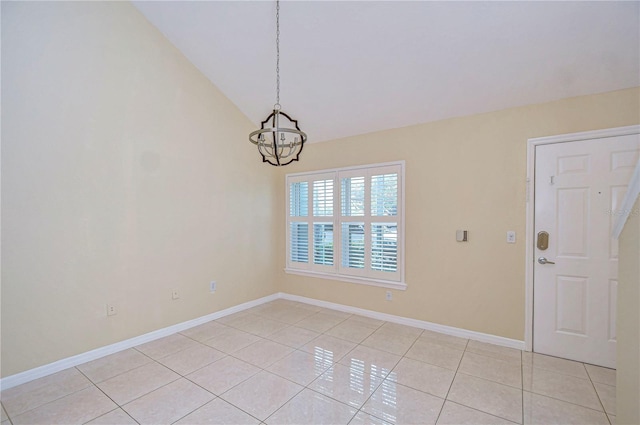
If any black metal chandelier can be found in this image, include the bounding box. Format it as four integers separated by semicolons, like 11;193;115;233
248;0;307;166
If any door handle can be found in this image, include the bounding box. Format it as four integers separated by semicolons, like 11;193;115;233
538;257;555;265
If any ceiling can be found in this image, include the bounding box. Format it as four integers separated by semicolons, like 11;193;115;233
133;1;640;143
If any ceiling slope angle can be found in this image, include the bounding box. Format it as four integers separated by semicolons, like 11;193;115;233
133;1;640;143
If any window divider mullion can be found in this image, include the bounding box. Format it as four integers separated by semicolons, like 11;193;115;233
336;173;341;275
364;169;372;275
307;178;313;270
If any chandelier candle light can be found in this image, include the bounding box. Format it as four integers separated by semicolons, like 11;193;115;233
249;0;307;166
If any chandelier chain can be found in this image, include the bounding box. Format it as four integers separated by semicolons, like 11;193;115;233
275;0;280;107
248;0;306;166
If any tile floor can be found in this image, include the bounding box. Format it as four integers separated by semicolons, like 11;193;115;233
0;299;617;424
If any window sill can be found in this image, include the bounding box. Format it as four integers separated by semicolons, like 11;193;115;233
284;268;407;291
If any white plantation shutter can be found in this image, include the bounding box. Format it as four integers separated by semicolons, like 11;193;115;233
287;177;310;268
286;162;404;287
341;222;365;269
341;176;365;216
313;223;334;265
369;171;398;276
290;222;309;263
313;180;333;216
311;176;335;272
371;223;397;272
290;182;308;217
371;174;397;217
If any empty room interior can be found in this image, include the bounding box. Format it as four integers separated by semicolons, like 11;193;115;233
2;1;640;425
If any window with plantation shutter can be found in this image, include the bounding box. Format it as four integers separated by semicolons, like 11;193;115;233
285;162;405;289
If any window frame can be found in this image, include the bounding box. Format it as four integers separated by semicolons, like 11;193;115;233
285;161;406;290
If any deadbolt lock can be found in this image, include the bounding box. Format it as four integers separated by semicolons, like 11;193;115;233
537;231;549;250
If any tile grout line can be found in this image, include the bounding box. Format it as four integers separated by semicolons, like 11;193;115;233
0;401;11;425
198;316;353;424
584;363;613;423
434;337;469;424
456;358;608;418
73;367;140;425
522;389;617;415
339;321;397;425
1;368;96;423
444;399;521;425
293;318;394;424
122;345;261;424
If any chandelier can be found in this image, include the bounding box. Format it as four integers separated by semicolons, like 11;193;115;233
249;0;307;166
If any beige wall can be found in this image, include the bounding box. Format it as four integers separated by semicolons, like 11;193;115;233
277;88;640;340
617;196;640;424
1;2;279;377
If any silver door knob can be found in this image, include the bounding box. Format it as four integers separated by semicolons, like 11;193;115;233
538;257;555;265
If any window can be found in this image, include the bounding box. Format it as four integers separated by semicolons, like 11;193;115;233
285;162;405;289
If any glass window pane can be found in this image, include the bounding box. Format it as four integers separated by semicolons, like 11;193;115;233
290;182;308;217
371;173;397;216
290;222;308;263
313;179;333;216
341;222;365;269
341;176;365;216
313;223;334;265
371;223;397;272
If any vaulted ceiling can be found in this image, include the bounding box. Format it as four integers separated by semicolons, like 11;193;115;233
133;1;640;143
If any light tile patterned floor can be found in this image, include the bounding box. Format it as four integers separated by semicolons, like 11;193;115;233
0;300;617;424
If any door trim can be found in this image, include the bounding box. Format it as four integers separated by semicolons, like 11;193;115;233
524;125;640;352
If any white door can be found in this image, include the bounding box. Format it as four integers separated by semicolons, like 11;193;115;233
533;134;640;368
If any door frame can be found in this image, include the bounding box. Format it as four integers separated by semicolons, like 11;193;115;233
524;124;640;352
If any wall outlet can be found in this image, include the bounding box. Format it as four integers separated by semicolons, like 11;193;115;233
171;289;180;300
506;231;516;244
386;291;392;301
210;281;216;293
106;304;117;316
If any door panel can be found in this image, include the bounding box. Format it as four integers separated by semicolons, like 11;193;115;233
534;134;640;368
555;275;587;335
556;188;590;257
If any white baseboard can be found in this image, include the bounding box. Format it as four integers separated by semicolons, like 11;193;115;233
1;291;525;391
278;292;525;351
0;293;279;391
